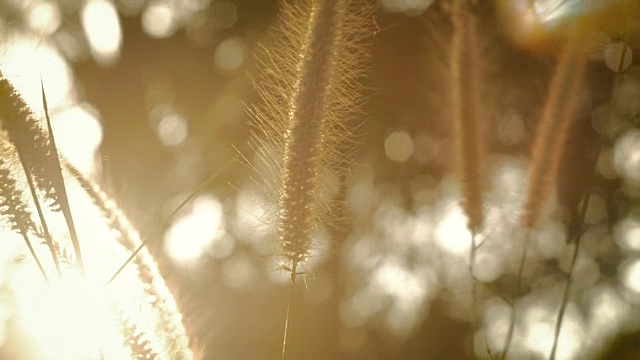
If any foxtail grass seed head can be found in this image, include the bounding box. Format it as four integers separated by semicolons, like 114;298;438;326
249;0;372;269
450;0;486;232
521;23;592;229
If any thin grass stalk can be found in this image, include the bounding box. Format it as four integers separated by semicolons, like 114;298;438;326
548;148;598;360
102;163;228;286
505;19;591;359
549;21;632;359
469;230;478;356
450;0;485;355
281;261;297;360
502;229;531;359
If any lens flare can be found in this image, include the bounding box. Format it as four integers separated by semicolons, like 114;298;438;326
497;0;626;52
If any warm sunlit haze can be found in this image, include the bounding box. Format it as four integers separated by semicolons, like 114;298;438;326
0;0;639;359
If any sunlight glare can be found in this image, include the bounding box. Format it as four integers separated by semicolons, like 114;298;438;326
495;0;610;51
372;261;428;304
157;112;189;147
613;130;640;183
81;0;123;66
164;194;225;265
27;1;61;35
434;199;472;257
380;0;435;15
473;250;503;282
604;42;632;72
534;221;567;260
10;270;128;359
588;285;628;335
483;298;512;353
51;105;103;175
523;304;581;360
214;37;247;72
531;0;580;25
614;216;640;251
1;35;72;111
621;259;640;294
142;2;177;39
222;256;256;290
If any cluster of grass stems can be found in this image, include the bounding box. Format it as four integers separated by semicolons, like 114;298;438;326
0;71;196;358
0;0;637;359
249;0;636;359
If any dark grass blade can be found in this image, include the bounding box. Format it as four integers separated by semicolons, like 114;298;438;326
548;147;598;360
0;73;62;277
17;152;62;278
40;79;85;275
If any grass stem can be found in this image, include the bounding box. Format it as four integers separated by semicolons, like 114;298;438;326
469;230;478;358
502;229;531;359
281;261;298;360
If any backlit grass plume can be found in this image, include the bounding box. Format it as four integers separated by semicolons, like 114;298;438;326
65;162;195;359
521;23;592;230
0;76;195;359
248;0;372;276
247;0;372;357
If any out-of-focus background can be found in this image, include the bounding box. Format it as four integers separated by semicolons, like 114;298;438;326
1;0;640;359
